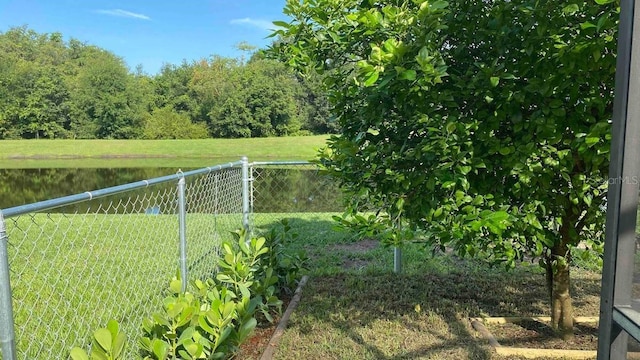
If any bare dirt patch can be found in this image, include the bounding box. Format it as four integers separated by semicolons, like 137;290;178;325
329;239;378;253
486;319;598;351
237;323;278;359
341;258;369;270
331;239;378;269
236;296;291;360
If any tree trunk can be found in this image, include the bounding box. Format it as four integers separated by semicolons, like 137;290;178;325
548;224;574;340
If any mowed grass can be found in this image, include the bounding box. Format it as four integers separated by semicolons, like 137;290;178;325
254;216;603;360
0;136;329;162
6;211;244;359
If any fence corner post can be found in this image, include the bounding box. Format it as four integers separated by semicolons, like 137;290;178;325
241;156;251;237
0;211;17;360
177;175;188;293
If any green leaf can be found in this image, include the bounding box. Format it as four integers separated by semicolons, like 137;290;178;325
363;71;379;87
430;1;449;10
106;320;119;338
483;211;509;223
562;4;579;15
169;278;182;294
446;122;456;134
470;220;482;231
585;137;600;145
90;350;109;360
272;20;290;28
236;317;258;342
152;339;170;360
490;77;500;87
198;315;216;335
442;181;456;189
113;332;126;359
238;284;251;299
70;348;90;360
185;340;202;357
93;328;112;352
400;69;417;81
256;236;266;251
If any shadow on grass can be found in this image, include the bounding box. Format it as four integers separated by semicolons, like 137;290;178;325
255;216;602;360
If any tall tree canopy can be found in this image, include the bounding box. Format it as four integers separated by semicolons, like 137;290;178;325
0;26;335;139
270;0;618;338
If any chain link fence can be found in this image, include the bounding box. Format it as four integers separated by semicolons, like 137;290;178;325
0;161;246;359
249;161;345;232
0;159;344;360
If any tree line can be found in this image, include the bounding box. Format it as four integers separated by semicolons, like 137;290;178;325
0;26;335;140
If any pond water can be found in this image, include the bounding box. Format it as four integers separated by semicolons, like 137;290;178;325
0;166;344;213
0;167;184;209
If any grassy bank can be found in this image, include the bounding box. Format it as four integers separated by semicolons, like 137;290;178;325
0;136;329;161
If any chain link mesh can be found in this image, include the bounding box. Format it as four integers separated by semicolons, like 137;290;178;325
250;163;344;230
3;167;243;359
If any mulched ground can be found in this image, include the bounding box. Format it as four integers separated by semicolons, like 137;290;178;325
486;319;599;351
236;322;278;360
236;295;292;360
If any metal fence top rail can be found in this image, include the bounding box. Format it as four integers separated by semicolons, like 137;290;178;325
251;161;312;166
0;160;244;219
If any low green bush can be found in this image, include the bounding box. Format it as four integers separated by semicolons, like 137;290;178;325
70;221;306;360
69;320;126;360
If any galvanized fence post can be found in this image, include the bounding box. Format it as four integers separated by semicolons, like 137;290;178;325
0;211;17;360
393;218;402;273
241;156;250;235
394;247;402;273
178;175;188;293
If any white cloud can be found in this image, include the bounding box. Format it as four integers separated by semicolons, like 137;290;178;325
95;9;151;21
230;17;280;31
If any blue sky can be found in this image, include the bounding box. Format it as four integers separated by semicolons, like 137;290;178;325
0;0;288;74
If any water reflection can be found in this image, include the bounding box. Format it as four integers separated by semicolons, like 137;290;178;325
252;167;343;213
0;167;345;213
0;168;183;209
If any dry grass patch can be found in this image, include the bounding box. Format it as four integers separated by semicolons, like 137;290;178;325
274;274;492;359
249;216;602;359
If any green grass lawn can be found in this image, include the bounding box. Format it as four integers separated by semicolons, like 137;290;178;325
255;216;603;360
0;136;329;167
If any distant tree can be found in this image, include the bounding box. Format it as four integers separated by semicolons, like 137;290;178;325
68;47;142;139
208;59;303;137
154;62;198;116
0;26;334;139
0;27;71;138
143;106;209;139
297;72;337;134
188;56;239;132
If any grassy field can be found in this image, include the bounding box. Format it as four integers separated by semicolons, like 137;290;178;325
257;216;603;360
0;136;329;168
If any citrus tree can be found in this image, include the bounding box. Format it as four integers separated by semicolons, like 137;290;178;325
270;0;618;338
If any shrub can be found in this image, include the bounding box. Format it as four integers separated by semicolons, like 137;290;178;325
70;224;307;359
